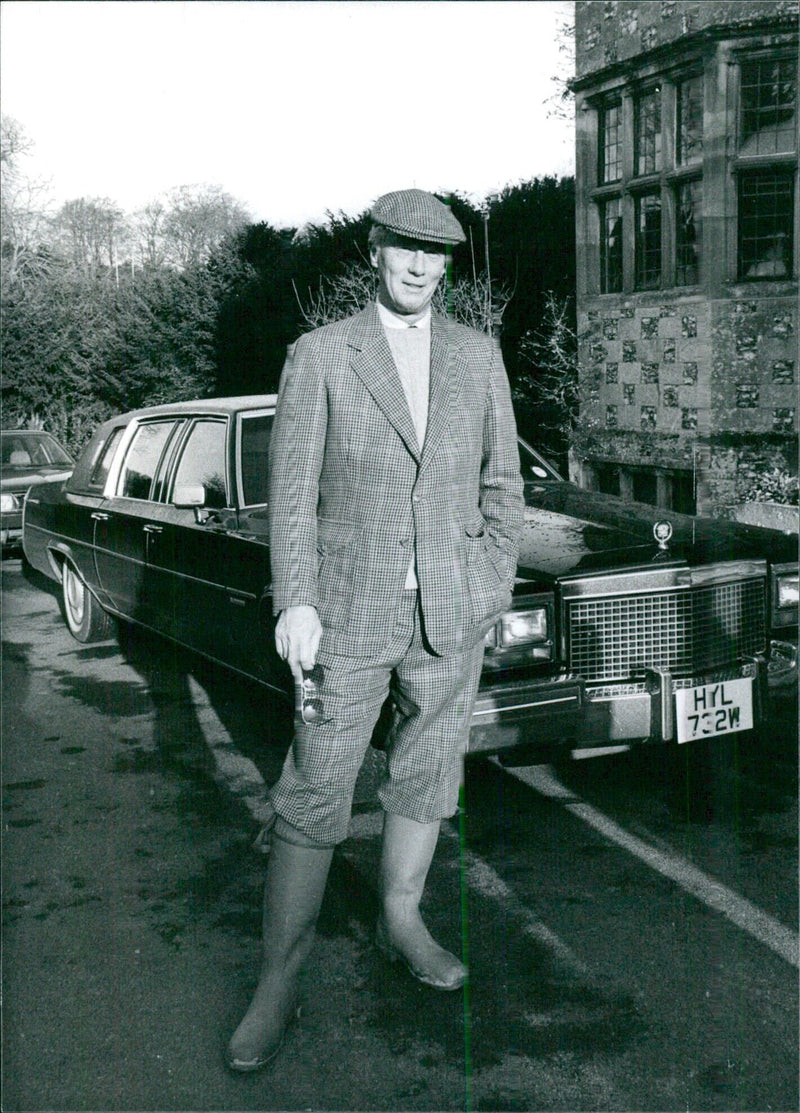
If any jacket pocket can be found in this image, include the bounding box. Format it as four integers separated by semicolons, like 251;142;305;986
316;518;362;555
463;520;511;629
464;519;486;544
316;519;362;629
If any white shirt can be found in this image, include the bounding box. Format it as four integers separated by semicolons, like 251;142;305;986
377;300;432;589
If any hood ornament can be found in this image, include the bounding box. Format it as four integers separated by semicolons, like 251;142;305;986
653;519;673;551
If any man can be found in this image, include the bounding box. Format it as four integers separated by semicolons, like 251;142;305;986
226;189;524;1072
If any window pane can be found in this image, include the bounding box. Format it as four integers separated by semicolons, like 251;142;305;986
740;57;797;156
739;171;794;279
89;427;124;490
599;101;622;183
239;413;272;506
636;89;662;175
632;470;658;506
119;422;176;500
601;198;623;293
2;433;72;467
596;464;620;496
635;193;661;289
675;179;702;286
677;75;703;164
172;420;228;508
672;471;696;515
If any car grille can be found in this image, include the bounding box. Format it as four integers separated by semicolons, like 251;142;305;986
568;577;766;683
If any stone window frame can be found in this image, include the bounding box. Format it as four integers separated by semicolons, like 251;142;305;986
739;54;797;158
598;97;623;184
675;176;702;287
634;191;662;290
676;72;704;166
600;196;624;293
731;46;797;284
589;63;706;295
581;460;697;514
635;86;663;176
737;170;794;279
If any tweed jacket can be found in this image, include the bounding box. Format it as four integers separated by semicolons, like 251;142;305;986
268;303;524;657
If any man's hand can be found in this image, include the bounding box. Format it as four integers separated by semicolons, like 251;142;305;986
275;605;322;686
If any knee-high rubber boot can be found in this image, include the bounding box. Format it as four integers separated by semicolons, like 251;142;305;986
226;828;334;1072
376;812;466;991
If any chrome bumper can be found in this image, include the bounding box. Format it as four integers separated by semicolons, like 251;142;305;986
468;673;583;755
471;641;795;759
578;655;770;747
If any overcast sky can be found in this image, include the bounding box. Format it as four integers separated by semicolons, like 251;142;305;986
1;0;575;229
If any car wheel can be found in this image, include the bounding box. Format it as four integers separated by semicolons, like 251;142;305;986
61;561;113;643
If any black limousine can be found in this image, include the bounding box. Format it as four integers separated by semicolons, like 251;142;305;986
22;396;798;761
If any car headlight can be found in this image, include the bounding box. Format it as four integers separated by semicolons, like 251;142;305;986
0;493;21;512
484;602;553;659
500;608;548;645
773;565;799;627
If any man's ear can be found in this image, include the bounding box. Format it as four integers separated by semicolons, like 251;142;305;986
369;244;379;269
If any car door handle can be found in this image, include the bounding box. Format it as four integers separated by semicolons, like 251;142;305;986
91;511;109;521
143;524;163;535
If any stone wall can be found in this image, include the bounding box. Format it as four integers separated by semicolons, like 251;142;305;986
575;0;799;81
577;292;711;470
710;296;797;437
698;438;798;518
572;0;799;518
576;290;798;514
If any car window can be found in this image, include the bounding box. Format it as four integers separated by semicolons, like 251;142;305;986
36;434;73;466
118;421;177;501
87;427;125;491
2;433;72;467
2;437;33;467
170;419;228;508
239;413;272;506
517;438;563;482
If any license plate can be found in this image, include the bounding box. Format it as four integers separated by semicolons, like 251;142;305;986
675;678;754;744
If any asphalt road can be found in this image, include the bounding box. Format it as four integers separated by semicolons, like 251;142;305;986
2;554;798;1112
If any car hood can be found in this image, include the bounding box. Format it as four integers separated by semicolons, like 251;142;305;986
517;505;655;579
517;482;798;582
1;466;73;494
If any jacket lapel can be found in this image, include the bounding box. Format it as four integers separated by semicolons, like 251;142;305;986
420;313;465;472
347;305;421;462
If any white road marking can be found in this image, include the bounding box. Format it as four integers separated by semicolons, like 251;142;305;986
349;812;589;976
439;823;592;976
187;676;275;825
496;761;800;969
185;675;797;971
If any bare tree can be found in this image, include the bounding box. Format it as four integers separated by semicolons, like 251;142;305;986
54;197;128;272
0;114;33;171
296;261;510;335
161;184;250;269
514;292;598;461
295;263;378;331
440;271;510;334
544;3;576;122
0;114;53;291
132;200;167;268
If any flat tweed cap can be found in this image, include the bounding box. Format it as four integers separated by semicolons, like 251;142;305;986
371;188;465;246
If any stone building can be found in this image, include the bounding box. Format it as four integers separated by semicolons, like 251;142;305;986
571;0;798;516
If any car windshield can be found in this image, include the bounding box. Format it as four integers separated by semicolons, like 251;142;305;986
517;437;562;482
1;432;73;468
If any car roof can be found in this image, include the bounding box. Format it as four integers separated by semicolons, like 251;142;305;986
1;428;59;436
108;395;279;423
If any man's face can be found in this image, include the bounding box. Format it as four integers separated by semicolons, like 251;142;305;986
370;232;447;321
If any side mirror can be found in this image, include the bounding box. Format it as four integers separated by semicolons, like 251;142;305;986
173;484;206;509
173;483;216;523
